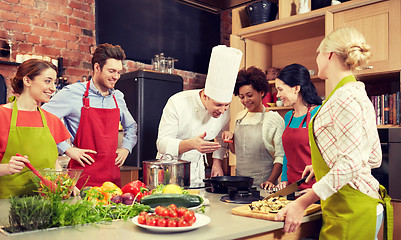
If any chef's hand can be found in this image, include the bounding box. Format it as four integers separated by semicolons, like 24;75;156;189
276;181;288;190
261;181;275;190
192;132;221;154
65;147;96;167
221;131;234;143
211;158;224;177
302;165;314;183
7;155;30;175
115;148;129;167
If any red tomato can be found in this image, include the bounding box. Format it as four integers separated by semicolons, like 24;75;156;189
148;218;158;226
157;218;168;227
139;211;148;217
177;207;187;217
167;219;177;227
184;211;195;222
160;207;169;217
187;216;196;226
168;204;178;212
137;215;146;224
168;210;178;218
177;218;188;227
155;206;162;215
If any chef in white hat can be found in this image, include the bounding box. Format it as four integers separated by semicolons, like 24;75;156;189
156;45;243;187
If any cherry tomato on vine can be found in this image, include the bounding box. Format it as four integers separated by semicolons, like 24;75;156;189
137;215;146;224
157;218;168;227
167;219;178;227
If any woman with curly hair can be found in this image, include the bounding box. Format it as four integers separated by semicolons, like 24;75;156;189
222;66;284;189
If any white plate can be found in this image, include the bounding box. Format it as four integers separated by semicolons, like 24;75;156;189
132;213;211;233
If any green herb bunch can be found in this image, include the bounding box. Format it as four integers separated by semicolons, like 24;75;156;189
5;196;150;233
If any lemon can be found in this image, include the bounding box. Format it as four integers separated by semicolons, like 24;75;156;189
162;184;183;194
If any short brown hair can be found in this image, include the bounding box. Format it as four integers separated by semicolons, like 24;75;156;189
11;59;57;94
91;43;126;70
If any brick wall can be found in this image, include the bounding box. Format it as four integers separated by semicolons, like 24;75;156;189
0;0;232;97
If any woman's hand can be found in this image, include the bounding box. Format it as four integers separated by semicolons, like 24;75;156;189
302;165;315;183
275;200;306;232
276;181;288;190
7;155;30;175
65;147;97;167
221;131;234;143
275;189;320;233
261;181;275;190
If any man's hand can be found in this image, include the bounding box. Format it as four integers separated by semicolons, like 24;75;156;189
65;147;97;167
191;132;221;154
115;148;129;167
211;158;224;177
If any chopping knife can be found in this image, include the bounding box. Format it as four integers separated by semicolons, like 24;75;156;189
263;176;308;200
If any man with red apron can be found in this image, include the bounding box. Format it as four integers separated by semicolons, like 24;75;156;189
0;101;58;198
282;107;315;190
42;44;137;189
309;76;393;239
68;80;121;188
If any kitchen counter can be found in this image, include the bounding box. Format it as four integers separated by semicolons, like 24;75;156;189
0;191;322;240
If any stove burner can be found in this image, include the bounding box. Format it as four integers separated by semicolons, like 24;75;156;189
220;186;263;204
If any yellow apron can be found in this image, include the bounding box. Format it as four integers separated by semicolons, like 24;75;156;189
0;100;58;198
308;75;393;240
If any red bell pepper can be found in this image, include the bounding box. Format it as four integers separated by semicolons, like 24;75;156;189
121;180;149;202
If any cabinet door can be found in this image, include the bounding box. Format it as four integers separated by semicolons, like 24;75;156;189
333;1;400;73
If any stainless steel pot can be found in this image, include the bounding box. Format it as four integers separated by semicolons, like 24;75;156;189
142;154;190;189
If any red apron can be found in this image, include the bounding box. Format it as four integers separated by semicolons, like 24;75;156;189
68;81;121;188
281;107;315;190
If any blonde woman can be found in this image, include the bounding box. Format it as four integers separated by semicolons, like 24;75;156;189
276;27;393;239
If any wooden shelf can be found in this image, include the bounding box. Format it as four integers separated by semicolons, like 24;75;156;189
377;124;401;129
236;0;385;45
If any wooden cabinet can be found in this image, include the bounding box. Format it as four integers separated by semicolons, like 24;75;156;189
229;0;401;171
333;1;401;74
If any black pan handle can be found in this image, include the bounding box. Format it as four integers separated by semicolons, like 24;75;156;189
203;178;218;184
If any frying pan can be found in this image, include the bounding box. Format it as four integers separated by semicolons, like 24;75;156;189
203;176;254;193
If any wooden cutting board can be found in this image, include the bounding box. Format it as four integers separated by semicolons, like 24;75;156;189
231;203;321;221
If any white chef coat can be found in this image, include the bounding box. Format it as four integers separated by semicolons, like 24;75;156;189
156;89;230;187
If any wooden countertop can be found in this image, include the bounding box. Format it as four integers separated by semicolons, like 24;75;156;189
0;190;321;240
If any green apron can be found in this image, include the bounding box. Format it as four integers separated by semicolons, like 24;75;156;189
308;75;393;240
0;100;58;198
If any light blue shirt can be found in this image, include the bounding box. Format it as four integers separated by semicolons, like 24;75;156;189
42;80;137;154
281;106;320;181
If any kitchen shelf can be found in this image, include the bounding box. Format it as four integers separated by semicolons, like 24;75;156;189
377;125;401;129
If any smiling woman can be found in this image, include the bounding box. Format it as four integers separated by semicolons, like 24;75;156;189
222;66;285;189
0;59;71;198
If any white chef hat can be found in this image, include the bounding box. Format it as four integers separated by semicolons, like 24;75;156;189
204;45;243;103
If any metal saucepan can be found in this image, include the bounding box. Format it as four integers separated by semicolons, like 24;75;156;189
203;176;254;193
142;154;190;190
